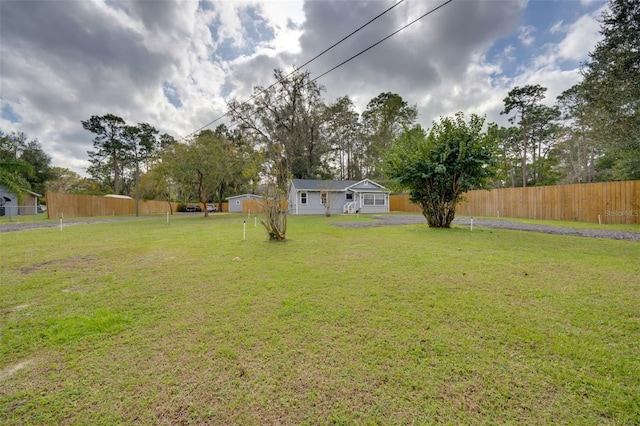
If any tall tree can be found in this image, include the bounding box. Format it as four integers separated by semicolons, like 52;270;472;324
163;130;237;217
362;92;418;179
526;104;561;185
213;124;260;209
0;159;32;198
501;85;547;187
122;123;160;216
555;85;598;183
0;131;52;195
82;114;126;194
324;96;364;180
19;139;54;195
0;131;28;160
46;167;106;195
227;68;327;240
385;113;497;228
229;68;328;180
492;125;522;188
580;0;640;179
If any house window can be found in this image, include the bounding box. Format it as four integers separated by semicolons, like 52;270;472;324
363;193;385;206
300;192;307;205
235;200;241;205
345;193;353;201
321;192;327;205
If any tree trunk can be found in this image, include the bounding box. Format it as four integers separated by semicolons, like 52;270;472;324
261;194;287;240
521;114;527;188
522;139;527;188
421;199;457;228
135;163;140;217
113;152;119;194
197;171;209;217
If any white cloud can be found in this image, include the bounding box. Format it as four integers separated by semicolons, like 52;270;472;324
258;1;305;53
556;13;601;61
550;20;564;34
501;44;516;63
518;25;536;46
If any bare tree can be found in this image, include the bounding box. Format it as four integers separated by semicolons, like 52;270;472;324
227;68;326;241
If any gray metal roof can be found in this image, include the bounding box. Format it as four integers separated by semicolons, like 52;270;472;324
291;179;389;192
291;179;359;191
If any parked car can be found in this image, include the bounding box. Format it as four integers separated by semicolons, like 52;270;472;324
185;205;201;212
206;204;217;212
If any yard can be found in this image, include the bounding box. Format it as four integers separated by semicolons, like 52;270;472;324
1;214;639;424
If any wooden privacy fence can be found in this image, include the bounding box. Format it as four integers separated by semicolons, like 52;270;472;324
242;198;288;214
46;193;180;219
389;195;422;213
390;180;640;225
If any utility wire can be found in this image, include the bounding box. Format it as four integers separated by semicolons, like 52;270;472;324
227;0;454;133
311;0;453;84
180;0;406;141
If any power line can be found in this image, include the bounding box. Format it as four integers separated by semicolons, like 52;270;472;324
180;0;406;141
227;0;454;133
310;0;454;84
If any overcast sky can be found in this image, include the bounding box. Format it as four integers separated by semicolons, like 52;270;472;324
1;0;606;175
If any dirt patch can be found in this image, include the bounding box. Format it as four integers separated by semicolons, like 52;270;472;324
0;215;160;233
20;255;95;274
13;303;32;309
0;360;33;382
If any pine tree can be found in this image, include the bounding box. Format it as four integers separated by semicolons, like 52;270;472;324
581;0;640;179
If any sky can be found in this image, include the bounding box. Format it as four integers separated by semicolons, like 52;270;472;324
0;0;606;175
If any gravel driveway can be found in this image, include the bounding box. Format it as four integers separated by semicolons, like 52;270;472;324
0;215;158;233
332;215;640;241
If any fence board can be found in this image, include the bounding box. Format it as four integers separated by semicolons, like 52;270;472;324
242;198;288;214
390;180;640;224
46;193;180;219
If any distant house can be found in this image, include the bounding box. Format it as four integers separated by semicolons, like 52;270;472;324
0;185;18;217
227;194;263;213
19;190;42;215
289;179;390;215
0;185;42;216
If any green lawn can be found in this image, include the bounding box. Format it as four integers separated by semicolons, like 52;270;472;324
0;213;50;224
1;214;639;424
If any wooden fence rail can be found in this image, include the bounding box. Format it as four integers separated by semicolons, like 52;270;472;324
45;193;179;219
390;180;640;225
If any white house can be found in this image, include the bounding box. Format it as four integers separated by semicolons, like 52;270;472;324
289;179;390;215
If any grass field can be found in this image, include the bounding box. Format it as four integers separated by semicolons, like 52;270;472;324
1;214;639;424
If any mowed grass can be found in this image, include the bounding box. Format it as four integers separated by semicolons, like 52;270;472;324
1;214;639;425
